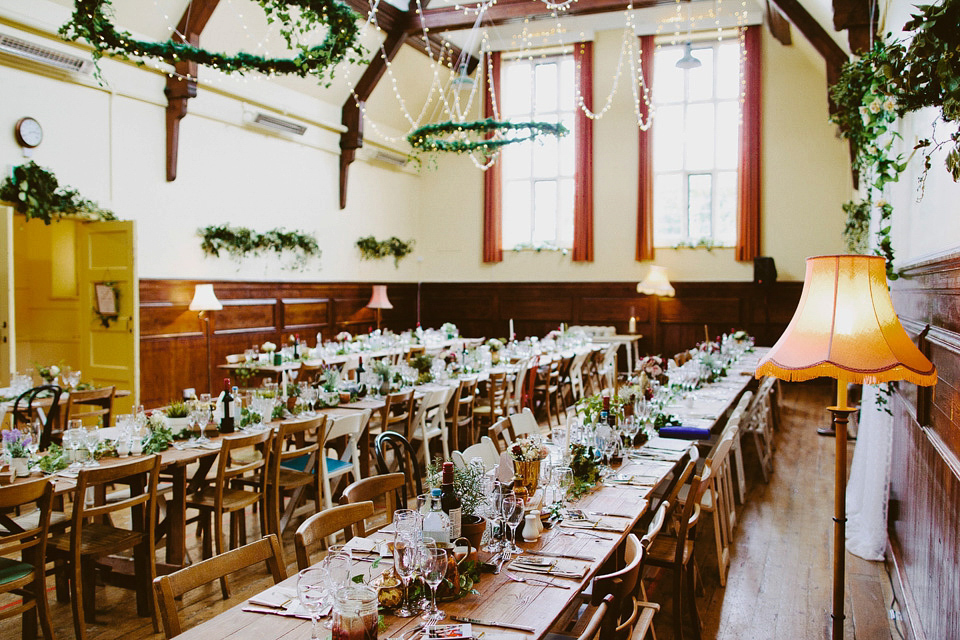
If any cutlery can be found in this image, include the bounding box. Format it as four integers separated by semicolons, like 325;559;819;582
523;550;595;562
450;616;535;633
587;510;634;518
505;571;571;589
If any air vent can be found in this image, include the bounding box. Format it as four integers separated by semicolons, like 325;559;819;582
373;150;410;168
252;113;307;136
0;34;93;74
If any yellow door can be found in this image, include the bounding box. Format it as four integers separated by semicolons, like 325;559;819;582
76;220;138;413
0;206;14;386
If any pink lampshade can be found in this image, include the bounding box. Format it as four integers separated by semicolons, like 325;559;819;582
755;255;936;386
366;285;393;310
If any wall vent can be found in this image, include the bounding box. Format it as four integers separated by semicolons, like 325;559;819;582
372;149;410;168
252;113;307;136
0;34;93;74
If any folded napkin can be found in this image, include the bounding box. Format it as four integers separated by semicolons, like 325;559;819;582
658;427;711;440
508;557;587;579
559;518;627;533
604;473;657;488
343;536;378;554
248;586;297;608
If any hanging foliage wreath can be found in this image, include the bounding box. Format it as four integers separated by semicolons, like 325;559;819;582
59;0;365;86
406;119;569;155
199;224;320;270
0;162;117;225
356;236;415;267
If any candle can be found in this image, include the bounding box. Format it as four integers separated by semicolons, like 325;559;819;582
509;318;514;341
629;316;637;334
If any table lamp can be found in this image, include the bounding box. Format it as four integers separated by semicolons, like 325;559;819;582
189;284;223;395
755;255;937;640
366;285;393;330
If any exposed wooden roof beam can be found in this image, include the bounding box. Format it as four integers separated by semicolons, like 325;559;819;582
766;0;792;45
831;0;876;54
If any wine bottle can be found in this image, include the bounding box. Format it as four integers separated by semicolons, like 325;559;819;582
422;489;451;544
599;394;610;427
440;462;462;538
220;378;235;433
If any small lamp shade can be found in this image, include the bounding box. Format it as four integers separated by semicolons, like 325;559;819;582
366;285;393;310
756;255;936;386
637;266;676;297
189;284;223;312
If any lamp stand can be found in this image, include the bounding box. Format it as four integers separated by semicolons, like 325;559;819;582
375;308;382;331
200;311;213;395
828;377;855;640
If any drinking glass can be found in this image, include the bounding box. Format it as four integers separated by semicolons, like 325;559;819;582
555;466;574;504
83;428;101;467
298;567;327;640
27;419;42;458
501;493;523;555
393;509;422;539
66;420;85;470
393;535;420;617
420;547;447;620
332;585;379;640
322;553;353;629
482;482;504;553
196;398;212;445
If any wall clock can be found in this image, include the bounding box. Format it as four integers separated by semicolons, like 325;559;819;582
15;117;43;149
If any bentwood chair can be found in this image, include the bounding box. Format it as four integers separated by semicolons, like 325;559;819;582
49;455;161;640
153;535;287;639
11;385;62;450
0;477;55;640
340;473;406;537
294;501;375;570
374;431;423;506
64;386;116;428
591;534;659;640
269;414;326;535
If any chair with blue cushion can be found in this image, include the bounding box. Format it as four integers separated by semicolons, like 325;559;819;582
0;477;55;640
320;410;371;510
268;414;326;536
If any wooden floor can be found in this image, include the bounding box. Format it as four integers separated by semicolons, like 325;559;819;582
4;381;906;640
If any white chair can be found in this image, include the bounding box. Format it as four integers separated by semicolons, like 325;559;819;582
339;356;360;383
320;409;371;510
509;407;541;440
726;391;753;510
452;436;500;471
596;344;619;390
567;350;590;403
410;387;453;467
743;378;776;483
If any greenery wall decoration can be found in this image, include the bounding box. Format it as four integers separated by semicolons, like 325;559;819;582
356;236;415;267
407;119;568;156
59;0;365;87
199;224;320;270
0;162;117;225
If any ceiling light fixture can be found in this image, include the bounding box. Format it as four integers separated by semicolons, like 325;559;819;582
676;41;702;69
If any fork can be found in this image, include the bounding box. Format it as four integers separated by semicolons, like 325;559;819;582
505;571;571;589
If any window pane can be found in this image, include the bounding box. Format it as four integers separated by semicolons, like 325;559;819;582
535;62;558;114
503;180;532;248
557;178;574;248
716;100;739;169
684;102;715;171
654;173;683;244
715;171;737;246
653;105;684;171
533;134;560;178
686;47;714;101
502;62;531;116
559;114;576;176
687;173;713;241
653;49;684;104
716;41;741;100
533;181;558;244
502;141;531;180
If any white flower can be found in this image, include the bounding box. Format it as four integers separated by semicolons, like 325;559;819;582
883;98;896;112
49;365;60;377
867;145;878;156
261;341;276;352
868;99;883;114
876;199;888;208
147;411;167;430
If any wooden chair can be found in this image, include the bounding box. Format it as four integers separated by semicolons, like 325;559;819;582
187;430;273;574
269;414;326;536
473;371;508;435
339;473;406;537
405;345;426;361
49;455;161;640
591;534;658;640
410;387;452;466
452;436;500;471
374;431;423;507
646;467;711;640
566;350;590;404
583;346;605;397
446;377;478;452
153;534;287;639
743;377;777;483
547;594;614;640
533;357;563;428
597;344;619;391
555;353;575;408
0;477;55;640
374;389;416;440
508;407;541;440
504;356;537;415
691;431;736;585
488;416;516;452
320;410;370;510
638;500;668;605
11;385;62;450
64;386;116;428
294;501;375;570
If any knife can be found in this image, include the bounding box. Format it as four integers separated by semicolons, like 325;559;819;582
523;550;595;562
450;616;535;633
587;511;635;518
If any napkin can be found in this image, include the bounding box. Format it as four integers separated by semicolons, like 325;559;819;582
658;427;711;440
248;586;296;608
604;473;658;488
559;518;627;533
508;557;587;579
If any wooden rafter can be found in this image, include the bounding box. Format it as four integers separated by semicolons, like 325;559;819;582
766;0;792;45
831;0;877;54
164;0;221;182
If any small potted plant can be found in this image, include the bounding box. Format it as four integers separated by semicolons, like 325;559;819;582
164;400;191;431
426;459;488;550
261;341;279;365
372;359;393;396
3;429;32;478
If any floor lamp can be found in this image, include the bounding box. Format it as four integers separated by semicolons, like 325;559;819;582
755;255;937;639
189;284;223;395
367;285;393;331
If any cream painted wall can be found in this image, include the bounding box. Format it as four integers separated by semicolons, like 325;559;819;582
416;27;849;282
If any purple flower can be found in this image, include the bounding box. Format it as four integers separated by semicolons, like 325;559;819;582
2;430;17;444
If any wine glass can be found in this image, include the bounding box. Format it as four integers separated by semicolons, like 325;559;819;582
393;535;420;618
322;553;352;629
298;567;327;640
420;547;447;620
196;398;212;445
555;466;574;504
501;493;523;555
26;419;42;458
83;428;100;467
393;509;422;539
65;420;84;470
482;482;504;553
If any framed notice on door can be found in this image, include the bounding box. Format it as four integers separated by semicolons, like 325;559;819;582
95;283;118;316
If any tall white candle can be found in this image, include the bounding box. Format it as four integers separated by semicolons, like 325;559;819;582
509;318;514;341
629;316;637;334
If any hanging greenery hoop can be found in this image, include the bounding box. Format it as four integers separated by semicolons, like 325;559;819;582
0;162;117;225
356;236;415;267
59;0;365;86
406;119;568;155
199;224;320;270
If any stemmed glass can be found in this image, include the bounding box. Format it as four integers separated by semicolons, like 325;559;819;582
482;482;504;553
65;420;84;470
298;567;327;640
26;419;42;460
501;493;523;555
393;535;420;618
83;428;100;467
555;466;574;504
420;547;448;620
322;553;352;629
195;398;212;445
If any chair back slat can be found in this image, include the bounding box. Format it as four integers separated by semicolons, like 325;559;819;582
374;431;423;504
294;501;374;570
66;386;116;428
340;473;405;537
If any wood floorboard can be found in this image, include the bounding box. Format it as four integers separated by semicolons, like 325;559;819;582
2;381;902;639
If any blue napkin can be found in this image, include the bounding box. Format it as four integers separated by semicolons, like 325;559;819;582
658;426;711;440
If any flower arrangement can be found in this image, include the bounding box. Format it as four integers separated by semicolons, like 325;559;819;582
441;323;458;339
147;411;168;431
567;443;601;500
425;458;487;518
576;393;626;424
441;349;459;367
372;359;393;383
637;355;665;378
732;330;749;341
0;162;117;225
406;118;568;156
36;363;61;384
3;429;31;458
486;338;504;352
261;341;277;353
141;421;174;455
355;236;415;267
320;367;341;392
336;331;353;342
199;224;320;270
509;437;548;462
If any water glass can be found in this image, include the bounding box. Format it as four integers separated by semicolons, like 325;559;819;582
420;547;447;620
298;567;327;640
393;535;420;617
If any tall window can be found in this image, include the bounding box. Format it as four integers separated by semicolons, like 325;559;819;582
499;54;577;250
652;39;741;247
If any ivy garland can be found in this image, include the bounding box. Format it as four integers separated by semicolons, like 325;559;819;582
59;0;365;87
199;224;320;270
406;119;568;155
356;236;415;267
0;162;117;225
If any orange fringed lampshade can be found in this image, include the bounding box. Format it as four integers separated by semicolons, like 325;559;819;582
756;255;936;387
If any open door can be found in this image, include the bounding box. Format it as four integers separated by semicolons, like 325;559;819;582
0;206;14;386
76;220;138;413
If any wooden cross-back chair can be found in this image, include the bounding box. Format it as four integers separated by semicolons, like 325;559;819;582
533;357;563;428
374;431;423;507
376;389;417;439
0;477;55;640
11;385;62;450
49;455;161;640
473;371;509;436
340;472;406;537
294;501;375;570
153;534;287;639
64;386;116;428
269;414;326;536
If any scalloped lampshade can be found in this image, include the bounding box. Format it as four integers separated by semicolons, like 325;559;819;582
637;265;676;297
366;285;393;310
189;284;222;312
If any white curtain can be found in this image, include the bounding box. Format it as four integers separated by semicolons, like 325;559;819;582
845;384;892;561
